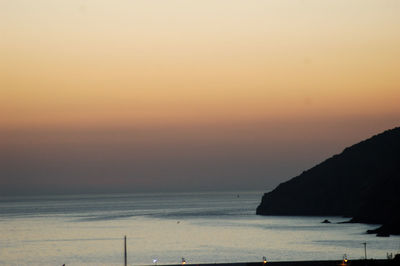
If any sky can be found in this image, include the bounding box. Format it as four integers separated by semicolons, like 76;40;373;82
1;0;399;195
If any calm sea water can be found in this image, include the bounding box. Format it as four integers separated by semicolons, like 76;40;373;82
0;191;399;266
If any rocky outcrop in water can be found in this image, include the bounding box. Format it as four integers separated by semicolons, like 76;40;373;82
256;127;400;236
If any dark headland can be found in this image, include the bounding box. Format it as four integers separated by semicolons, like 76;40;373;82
256;127;400;236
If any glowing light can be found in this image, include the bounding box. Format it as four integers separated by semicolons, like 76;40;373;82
342;254;348;264
263;256;267;264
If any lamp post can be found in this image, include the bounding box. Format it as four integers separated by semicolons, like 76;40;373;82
362;242;367;260
124;236;127;266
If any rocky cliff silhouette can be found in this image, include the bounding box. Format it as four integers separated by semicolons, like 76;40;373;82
256;127;400;236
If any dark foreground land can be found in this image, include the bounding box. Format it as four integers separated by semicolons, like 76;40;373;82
163;260;399;266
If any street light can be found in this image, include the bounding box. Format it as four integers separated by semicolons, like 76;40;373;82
362;242;367;260
263;256;267;264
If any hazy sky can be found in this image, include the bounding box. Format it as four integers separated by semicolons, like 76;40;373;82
1;0;399;195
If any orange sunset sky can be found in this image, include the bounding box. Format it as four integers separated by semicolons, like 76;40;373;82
1;0;399;194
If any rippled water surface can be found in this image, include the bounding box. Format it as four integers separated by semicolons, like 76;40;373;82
1;191;399;265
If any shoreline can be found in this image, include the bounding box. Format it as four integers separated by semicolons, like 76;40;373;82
149;259;398;266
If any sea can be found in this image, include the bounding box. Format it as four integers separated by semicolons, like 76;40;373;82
0;191;399;266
